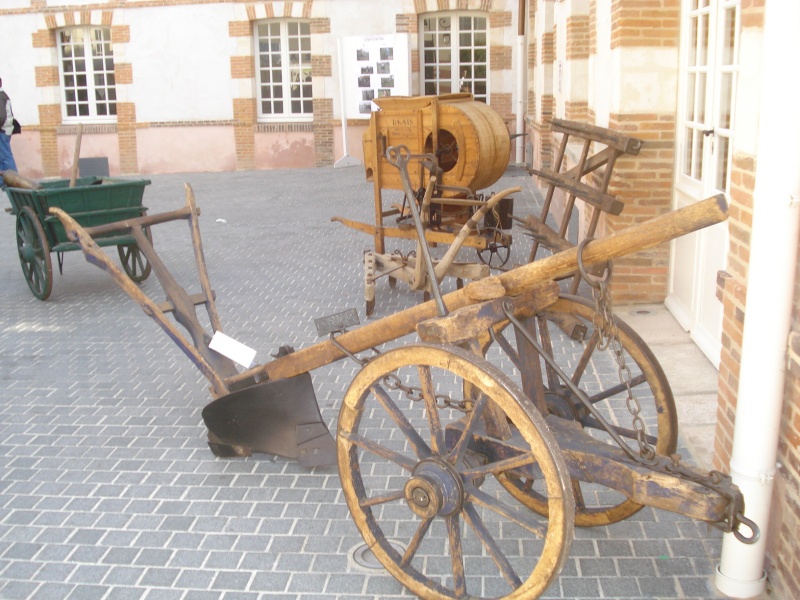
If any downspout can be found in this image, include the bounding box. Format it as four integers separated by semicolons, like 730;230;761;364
515;0;527;164
715;1;800;597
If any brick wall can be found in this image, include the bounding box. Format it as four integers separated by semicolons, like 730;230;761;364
610;0;680;49
604;112;676;302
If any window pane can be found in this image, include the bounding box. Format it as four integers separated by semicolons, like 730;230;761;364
682;127;694;176
722;6;737;66
718;72;733;129
697;73;706;122
420;12;488;102
699;14;709;66
693;128;703;179
716;135;730;192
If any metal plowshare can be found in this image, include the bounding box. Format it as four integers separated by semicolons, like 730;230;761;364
47;150;758;600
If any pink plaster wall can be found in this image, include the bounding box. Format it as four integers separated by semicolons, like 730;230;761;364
57;133;121;178
137;126;237;175
254;131;315;169
8;132;44;179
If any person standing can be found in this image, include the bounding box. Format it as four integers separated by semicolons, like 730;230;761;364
0;76;19;172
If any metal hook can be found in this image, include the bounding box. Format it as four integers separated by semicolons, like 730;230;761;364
576;237;612;289
732;512;761;545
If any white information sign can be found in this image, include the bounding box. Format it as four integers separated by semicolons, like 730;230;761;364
342;34;410;119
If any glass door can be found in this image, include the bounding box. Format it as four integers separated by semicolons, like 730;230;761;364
668;0;740;367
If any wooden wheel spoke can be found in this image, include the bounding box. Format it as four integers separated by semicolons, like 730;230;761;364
360;489;405;508
401;517;433;567
447;392;488;466
571;479;586;512
31;264;43;289
571;328;600;385
372;383;432;459
463;502;522;589
417;365;445;455
339;430;417;472
446;515;466;597
585;373;648;404
465;483;548;538
536;314;560;390
460;452;536;479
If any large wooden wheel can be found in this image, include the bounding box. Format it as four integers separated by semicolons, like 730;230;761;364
16;206;53;300
118;225;152;283
488;294;678;527
337;344;574;599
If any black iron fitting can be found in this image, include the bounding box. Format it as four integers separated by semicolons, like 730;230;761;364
658;455;760;544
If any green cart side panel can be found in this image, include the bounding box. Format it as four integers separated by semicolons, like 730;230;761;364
5;178;151;248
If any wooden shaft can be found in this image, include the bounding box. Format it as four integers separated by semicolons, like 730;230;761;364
1;170;42;190
228;194;728;386
69;124;83;187
82;205;195;237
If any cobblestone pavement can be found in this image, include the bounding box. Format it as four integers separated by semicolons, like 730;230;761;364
0;166;730;599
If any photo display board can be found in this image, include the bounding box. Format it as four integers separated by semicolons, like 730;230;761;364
342;34;410;119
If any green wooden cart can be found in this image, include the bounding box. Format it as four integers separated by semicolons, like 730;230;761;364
5;177;152;300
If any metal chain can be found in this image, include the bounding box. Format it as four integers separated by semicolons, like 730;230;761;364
380;372;472;412
577;238;655;461
327;334;472;413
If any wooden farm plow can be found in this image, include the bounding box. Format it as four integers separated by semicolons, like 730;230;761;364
49;155;759;599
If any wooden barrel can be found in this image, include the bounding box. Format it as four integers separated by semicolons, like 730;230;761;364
363;94;510;193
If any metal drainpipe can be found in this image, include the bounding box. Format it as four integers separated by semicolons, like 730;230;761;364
515;0;527;165
715;1;800;596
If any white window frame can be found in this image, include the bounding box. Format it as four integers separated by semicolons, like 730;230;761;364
57;26;117;123
254;19;314;122
420;12;489;103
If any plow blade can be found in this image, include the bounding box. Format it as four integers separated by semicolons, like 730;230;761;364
202;373;336;467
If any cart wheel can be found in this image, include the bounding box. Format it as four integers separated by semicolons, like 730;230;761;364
365;298;376;318
338;344;574;599
488;294;678;527
118;225;152;282
477;241;511;269
16;206;53;300
388;276;397;289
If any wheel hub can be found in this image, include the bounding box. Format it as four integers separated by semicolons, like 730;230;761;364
545;389;587;421
20;243;35;263
404;458;464;519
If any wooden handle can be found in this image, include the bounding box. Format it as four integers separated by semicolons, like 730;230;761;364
69;124;83;187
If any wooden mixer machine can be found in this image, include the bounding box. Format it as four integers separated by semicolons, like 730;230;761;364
332;93;516;316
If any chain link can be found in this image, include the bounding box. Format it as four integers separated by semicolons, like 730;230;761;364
380;372;472;412
591;275;656;461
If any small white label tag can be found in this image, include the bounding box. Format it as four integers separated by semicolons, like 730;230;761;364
209;331;257;368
